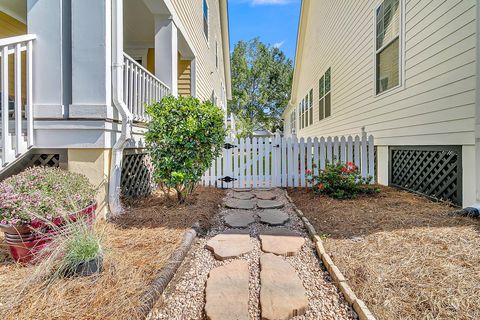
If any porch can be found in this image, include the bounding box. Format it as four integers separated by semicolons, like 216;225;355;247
0;0;200;170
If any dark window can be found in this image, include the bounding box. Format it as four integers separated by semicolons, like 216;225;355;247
203;0;209;41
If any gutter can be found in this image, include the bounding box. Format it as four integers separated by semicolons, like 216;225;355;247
109;0;133;216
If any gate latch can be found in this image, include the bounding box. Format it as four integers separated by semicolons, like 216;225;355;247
219;176;237;183
223;143;237;149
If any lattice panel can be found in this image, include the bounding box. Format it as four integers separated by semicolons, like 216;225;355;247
389;146;462;206
121;153;154;198
27;154;60;167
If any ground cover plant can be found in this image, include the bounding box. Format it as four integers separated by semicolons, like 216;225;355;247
146;96;226;202
0;167;95;226
288;186;480;320
0;187;225;320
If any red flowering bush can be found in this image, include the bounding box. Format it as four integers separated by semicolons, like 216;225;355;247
0;167;95;226
306;161;378;199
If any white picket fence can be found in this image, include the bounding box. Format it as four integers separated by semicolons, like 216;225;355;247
201;132;375;188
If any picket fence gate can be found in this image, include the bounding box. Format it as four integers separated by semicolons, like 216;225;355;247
201;132;375;189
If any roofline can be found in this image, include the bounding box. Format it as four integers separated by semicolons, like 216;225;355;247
284;0;309;118
220;0;232;100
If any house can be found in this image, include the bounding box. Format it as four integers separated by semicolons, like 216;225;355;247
283;0;480;210
0;0;232;215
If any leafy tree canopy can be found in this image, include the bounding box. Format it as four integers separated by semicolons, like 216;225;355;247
228;38;293;136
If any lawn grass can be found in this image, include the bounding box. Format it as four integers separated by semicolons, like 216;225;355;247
0;187;224;320
288;186;480;320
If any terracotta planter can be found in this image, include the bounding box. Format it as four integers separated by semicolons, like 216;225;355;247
1;202;97;263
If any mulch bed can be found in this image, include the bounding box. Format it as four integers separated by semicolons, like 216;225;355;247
0;187;225;320
288;186;480;320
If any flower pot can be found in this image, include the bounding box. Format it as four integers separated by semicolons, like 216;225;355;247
70;255;103;277
1;202;97;263
5;235;51;263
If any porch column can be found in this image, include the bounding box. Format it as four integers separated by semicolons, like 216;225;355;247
70;0;113;119
27;0;71;119
154;15;178;96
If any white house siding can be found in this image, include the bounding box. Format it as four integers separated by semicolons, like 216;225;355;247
171;0;228;108
286;0;477;205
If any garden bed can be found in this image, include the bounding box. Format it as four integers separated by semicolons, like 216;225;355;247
0;187;224;320
288;186;480;320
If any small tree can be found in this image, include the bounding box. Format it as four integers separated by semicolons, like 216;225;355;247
145;96;226;202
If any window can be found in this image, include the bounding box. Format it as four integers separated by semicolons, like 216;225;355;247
290;110;296;134
203;0;209;41
375;0;401;94
309;89;313;125
319;68;331;120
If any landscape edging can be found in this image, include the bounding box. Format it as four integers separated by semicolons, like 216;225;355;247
139;226;198;318
284;191;377;320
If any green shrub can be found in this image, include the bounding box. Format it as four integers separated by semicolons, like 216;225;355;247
145;95;226;202
306;161;378;199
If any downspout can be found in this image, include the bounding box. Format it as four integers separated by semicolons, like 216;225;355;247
109;0;133;216
454;3;480;217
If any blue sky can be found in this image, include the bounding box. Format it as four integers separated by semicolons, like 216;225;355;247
228;0;301;61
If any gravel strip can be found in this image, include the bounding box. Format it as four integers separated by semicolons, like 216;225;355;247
149;189;357;320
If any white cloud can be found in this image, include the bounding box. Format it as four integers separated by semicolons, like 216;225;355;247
273;40;285;48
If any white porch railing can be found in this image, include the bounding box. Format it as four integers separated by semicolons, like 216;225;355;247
123;53;170;122
0;34;36;167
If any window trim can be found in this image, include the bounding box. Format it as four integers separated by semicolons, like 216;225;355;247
373;0;405;97
318;67;331;121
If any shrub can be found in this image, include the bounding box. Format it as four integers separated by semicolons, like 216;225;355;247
146;95;226;202
0;167;95;226
306;161;378;199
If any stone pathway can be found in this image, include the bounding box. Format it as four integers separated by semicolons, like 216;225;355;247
151;189;356;320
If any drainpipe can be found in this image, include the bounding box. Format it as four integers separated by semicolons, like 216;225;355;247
109;0;133;216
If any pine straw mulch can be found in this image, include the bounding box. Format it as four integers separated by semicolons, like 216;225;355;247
0;187;225;320
288;186;480;320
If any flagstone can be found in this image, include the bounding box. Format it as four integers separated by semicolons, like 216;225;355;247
224;211;256;228
205;260;250;320
206;233;254;260
225;198;256;210
259;229;305;256
257;199;284;209
258;209;289;226
260;253;308;319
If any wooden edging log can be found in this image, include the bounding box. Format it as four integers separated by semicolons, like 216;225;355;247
137;225;198;318
284;191;377;320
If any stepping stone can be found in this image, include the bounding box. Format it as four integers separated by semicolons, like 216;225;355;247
257;199;284;209
225;199;256;210
233;188;252;192
224;211;255;228
258;209;289;226
255;191;277;200
206;232;254;260
232;192;255;200
259;229;305;256
205;260;250;320
260;253;308;319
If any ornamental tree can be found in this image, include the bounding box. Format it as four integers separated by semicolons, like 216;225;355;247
145;96;226;202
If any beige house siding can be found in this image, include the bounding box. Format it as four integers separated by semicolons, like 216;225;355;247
178;57;192;96
286;0;476;147
171;0;227;107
